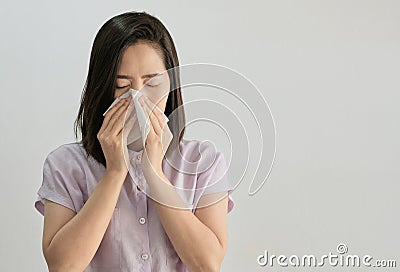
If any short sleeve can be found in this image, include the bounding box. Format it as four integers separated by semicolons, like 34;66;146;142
34;149;85;216
196;151;235;214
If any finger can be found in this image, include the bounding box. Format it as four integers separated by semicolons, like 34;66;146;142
118;113;137;138
107;98;132;134
141;97;162;135
106;99;129;133
117;100;135;134
142;96;167;129
141;96;164;135
140;97;156;136
99;99;126;135
110;99;134;136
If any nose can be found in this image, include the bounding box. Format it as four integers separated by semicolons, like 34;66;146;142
131;83;144;92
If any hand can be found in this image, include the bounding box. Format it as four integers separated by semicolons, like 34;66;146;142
139;95;172;179
97;95;136;176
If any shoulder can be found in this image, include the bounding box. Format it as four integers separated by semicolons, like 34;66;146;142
47;141;85;159
178;138;226;171
44;141;88;170
178;138;216;157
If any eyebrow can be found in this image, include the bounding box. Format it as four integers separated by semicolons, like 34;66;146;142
117;72;162;79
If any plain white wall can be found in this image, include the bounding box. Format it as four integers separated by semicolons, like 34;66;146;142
0;0;399;271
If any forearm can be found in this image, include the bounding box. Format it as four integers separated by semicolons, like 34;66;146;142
147;172;224;272
45;170;126;271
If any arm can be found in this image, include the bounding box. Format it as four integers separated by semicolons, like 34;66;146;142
148;172;229;272
42;93;133;271
43;170;125;272
139;95;230;271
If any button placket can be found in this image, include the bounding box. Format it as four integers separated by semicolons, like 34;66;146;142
135;150;148;200
131;151;142;190
135;175;145;196
136;153;144;179
135;174;151;266
128;152;142;194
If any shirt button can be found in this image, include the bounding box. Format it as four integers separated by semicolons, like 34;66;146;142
141;253;149;260
138;217;146;224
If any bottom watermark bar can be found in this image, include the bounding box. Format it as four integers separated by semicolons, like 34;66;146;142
257;244;397;268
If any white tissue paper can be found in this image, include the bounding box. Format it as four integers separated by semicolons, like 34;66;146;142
103;88;172;150
102;75;174;198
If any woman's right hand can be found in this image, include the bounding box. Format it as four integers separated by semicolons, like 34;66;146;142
97;95;136;176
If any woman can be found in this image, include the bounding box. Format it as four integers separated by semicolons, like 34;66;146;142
34;11;234;272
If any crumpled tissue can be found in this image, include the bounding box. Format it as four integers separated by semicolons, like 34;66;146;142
103;88;172;150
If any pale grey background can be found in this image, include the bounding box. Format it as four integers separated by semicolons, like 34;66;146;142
0;0;399;271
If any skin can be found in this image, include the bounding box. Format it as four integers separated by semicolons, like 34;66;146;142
117;41;230;271
42;41;230;272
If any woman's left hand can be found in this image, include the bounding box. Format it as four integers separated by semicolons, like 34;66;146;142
139;95;172;179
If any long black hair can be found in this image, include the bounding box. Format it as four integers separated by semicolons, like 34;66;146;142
74;11;186;168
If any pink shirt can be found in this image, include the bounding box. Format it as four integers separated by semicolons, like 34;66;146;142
34;139;234;271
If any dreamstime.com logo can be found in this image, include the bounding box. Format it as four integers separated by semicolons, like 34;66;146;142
257;244;397;268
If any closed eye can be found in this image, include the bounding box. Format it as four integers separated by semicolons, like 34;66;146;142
116;83;161;89
116;85;130;89
146;82;162;88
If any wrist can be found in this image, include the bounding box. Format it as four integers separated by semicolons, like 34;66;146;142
105;168;128;181
143;168;165;182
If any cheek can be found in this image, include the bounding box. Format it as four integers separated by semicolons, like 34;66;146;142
114;89;130;99
114;91;123;99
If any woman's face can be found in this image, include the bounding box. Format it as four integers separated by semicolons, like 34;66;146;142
115;41;170;112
